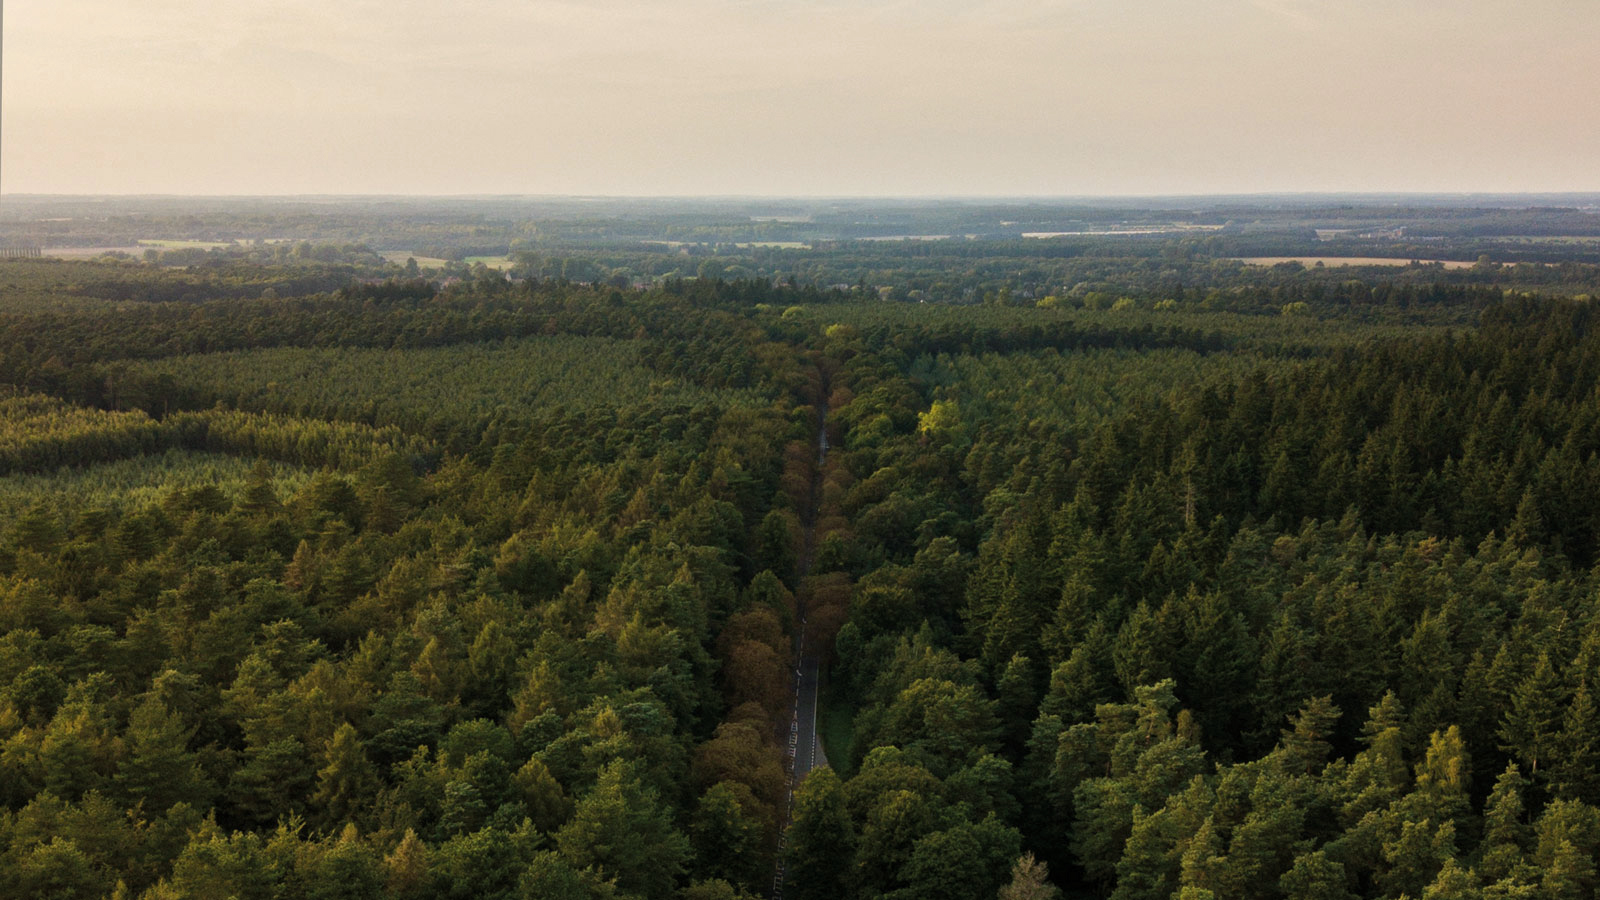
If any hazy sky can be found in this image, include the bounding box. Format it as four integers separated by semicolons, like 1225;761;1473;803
6;0;1599;195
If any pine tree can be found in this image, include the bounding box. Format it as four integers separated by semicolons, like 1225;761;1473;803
1478;763;1529;883
1376;819;1456;900
115;695;208;813
10;837;116;900
513;756;570;833
1111;805;1187;900
1215;774;1306;899
1175;587;1256;754
241;460;281;516
1542;839;1596;900
1409;726;1471;830
312;723;380;828
1499;652;1564;778
996;654;1038;758
1421;858;1482;900
1038;621;1114;724
1279;696;1341;775
1278;850;1356;900
1550;678;1600;804
1071;778;1139;888
1250;616;1318;754
384;829;429;899
1113;603;1171;697
555;759;688;900
1532;799;1600;898
1505;488;1546;549
1177;817;1224;895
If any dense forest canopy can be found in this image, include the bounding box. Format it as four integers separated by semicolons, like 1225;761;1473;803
4;208;1600;899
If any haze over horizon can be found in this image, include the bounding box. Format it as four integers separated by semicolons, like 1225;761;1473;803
7;0;1600;197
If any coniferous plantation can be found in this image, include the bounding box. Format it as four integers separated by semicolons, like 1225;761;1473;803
6;229;1600;900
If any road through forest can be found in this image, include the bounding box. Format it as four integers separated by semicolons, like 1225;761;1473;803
773;391;830;899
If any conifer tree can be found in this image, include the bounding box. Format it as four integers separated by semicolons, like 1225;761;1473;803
115;695;209;813
312;723;380;828
996;653;1038;758
1550;678;1600;804
384;829;429;900
513;756;570;833
1279;696;1341;775
555;759;688;900
1278;850;1356;900
1478;762;1529;883
1500;652;1564;778
1421;858;1482;900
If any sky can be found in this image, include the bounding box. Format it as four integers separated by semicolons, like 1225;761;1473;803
5;0;1599;196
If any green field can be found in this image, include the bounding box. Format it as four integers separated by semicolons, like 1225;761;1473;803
375;251;509;269
819;700;858;779
137;239;238;250
378;251;451;268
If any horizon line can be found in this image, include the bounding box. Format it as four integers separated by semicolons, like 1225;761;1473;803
5;190;1600;203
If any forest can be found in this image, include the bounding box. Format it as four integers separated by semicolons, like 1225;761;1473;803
4;230;1600;900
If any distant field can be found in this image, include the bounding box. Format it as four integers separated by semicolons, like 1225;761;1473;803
375;251;511;270
0;449;311;517
1237;256;1477;269
42;246;147;259
379;251;453;268
137;239;236;250
41;240;236;259
857;234;953;242
1024;225;1224;238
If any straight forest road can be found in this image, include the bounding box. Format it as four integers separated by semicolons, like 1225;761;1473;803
774;391;831;899
794;646;828;778
795;394;830;777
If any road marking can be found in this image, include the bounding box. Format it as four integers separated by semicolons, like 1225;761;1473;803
776;397;830;898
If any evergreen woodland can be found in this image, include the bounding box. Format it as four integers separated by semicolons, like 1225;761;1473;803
2;256;1599;899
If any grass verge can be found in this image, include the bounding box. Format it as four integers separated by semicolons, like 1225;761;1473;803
819;698;857;778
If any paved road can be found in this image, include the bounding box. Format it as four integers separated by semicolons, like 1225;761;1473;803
795;399;830;779
794;651;828;778
775;395;831;900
